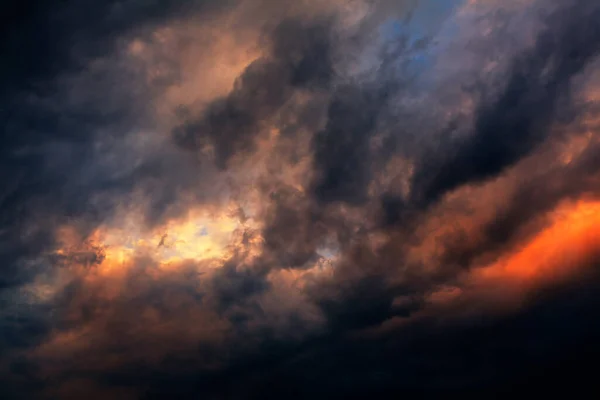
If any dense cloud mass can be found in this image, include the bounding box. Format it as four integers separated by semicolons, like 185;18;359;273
1;0;600;398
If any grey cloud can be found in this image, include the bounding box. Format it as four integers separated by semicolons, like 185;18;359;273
173;18;335;168
2;0;600;399
410;0;600;207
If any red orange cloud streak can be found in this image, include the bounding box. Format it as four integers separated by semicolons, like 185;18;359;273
477;200;600;285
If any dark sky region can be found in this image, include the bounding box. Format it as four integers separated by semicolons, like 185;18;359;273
1;0;600;398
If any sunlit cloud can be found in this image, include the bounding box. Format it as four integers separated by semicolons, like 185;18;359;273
2;0;600;398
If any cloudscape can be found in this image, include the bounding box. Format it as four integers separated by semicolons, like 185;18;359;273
2;0;600;398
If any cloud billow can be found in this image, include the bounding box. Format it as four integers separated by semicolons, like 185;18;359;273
1;0;600;399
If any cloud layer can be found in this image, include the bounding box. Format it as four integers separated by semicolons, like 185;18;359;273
1;0;600;398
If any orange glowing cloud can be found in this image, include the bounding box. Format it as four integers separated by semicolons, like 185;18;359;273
415;199;600;321
476;200;600;285
52;202;263;278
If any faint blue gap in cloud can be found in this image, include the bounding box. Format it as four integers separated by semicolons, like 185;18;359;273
196;226;209;237
380;0;464;39
316;243;339;261
378;0;466;85
411;0;465;36
382;0;466;38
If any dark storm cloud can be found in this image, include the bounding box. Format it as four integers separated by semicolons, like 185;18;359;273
312;273;414;332
0;0;239;292
311;29;430;207
233;266;600;400
311;85;387;205
410;0;600;207
209;257;271;314
2;0;600;399
173;18;335;168
261;187;326;268
1;0;228;94
441;131;600;270
0;3;240;396
252;28;431;279
128;260;600;400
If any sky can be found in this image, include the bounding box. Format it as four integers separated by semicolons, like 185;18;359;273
1;0;600;398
